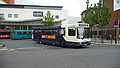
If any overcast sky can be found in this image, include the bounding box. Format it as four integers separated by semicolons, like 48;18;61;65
15;0;99;17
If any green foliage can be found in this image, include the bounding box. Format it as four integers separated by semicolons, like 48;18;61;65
42;11;55;27
83;0;112;28
83;6;97;27
96;5;111;28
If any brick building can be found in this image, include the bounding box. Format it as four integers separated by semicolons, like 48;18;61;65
104;0;120;35
2;0;15;4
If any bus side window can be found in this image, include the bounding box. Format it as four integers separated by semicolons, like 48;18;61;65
68;28;75;36
28;32;31;35
55;30;59;36
51;30;56;35
50;30;59;35
6;32;10;35
11;32;15;34
21;32;23;35
17;32;21;35
60;29;65;35
42;30;48;35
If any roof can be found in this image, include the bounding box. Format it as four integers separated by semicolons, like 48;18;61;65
33;26;62;30
0;18;42;23
68;16;80;24
0;4;63;10
0;18;65;23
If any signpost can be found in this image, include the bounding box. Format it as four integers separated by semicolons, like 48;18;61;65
114;19;119;44
114;24;119;44
118;19;120;44
114;24;119;28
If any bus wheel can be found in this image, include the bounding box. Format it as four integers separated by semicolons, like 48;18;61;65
22;37;25;39
52;42;55;45
39;40;42;44
60;41;65;47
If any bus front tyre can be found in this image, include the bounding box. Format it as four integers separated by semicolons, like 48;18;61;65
22;37;25;39
52;42;55;45
60;41;65;47
39;41;41;44
39;40;42;44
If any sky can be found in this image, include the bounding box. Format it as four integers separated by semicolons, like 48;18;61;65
15;0;99;17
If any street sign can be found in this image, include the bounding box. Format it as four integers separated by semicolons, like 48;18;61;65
114;24;119;28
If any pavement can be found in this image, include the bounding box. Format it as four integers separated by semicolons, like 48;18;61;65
0;43;15;51
0;39;120;68
91;38;120;46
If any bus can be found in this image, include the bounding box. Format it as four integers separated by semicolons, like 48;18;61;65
11;30;32;39
0;30;10;39
33;23;91;47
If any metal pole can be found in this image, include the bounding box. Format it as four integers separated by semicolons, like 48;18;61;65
110;35;112;44
118;19;120;44
115;28;117;44
97;29;99;42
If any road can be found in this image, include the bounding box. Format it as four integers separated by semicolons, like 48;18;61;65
0;39;120;68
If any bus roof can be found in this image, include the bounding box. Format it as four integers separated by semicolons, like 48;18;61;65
11;30;32;32
33;26;62;30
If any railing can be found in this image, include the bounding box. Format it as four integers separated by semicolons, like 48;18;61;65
92;35;120;44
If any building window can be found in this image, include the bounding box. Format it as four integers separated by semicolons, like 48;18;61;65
0;13;4;18
55;15;59;19
14;14;18;18
8;14;12;18
33;11;43;17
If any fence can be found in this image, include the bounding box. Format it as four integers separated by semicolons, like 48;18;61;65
92;35;120;44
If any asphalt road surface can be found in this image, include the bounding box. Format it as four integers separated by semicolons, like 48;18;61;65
0;39;120;68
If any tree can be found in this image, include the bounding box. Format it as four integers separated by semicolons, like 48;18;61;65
86;0;89;9
83;6;97;28
95;0;112;28
83;0;112;28
42;11;55;27
83;0;112;38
